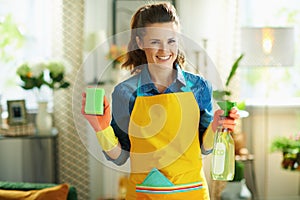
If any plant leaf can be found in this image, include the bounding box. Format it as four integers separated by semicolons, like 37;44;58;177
225;54;244;87
59;82;70;89
213;90;231;101
236;101;246;110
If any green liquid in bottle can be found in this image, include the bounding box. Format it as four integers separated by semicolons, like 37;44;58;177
211;127;235;181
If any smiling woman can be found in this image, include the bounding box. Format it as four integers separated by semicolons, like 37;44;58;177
80;2;240;200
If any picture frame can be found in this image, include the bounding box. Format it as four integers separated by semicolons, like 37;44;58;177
7;99;27;125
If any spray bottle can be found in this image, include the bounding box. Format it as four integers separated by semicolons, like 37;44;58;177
211;101;236;181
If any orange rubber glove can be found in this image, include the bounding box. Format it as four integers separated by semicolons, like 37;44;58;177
81;92;111;132
212;108;240;132
81;92;119;151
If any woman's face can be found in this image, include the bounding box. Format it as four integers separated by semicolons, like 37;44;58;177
136;22;179;69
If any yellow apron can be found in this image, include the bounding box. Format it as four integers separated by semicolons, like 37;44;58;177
126;79;210;199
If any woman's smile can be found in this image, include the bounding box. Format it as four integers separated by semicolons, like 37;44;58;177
156;55;172;61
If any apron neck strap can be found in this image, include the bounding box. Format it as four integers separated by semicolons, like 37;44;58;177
137;70;192;97
137;76;144;97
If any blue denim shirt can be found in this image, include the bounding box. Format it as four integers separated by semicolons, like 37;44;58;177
106;64;213;165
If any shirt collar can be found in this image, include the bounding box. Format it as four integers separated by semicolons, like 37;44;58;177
138;64;187;94
176;64;186;86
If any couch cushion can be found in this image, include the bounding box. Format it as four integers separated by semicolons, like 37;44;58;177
0;183;69;200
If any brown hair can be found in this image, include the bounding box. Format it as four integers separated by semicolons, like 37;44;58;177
122;2;185;71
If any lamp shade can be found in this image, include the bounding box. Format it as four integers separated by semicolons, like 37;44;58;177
240;27;294;66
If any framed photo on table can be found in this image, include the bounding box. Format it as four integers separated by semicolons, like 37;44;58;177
7;99;27;125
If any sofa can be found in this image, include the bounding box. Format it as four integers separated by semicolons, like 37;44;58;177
0;181;77;200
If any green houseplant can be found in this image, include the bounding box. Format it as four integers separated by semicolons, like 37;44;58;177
270;132;300;171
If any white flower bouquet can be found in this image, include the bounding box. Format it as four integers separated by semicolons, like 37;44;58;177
16;60;70;90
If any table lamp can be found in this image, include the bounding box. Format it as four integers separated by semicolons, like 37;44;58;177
240;27;294;67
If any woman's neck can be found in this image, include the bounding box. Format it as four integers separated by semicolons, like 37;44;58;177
148;64;175;93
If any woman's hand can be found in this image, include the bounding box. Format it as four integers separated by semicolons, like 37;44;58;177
81;92;111;132
212;108;240;132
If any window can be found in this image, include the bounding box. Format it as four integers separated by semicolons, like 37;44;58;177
239;0;300;105
0;0;53;110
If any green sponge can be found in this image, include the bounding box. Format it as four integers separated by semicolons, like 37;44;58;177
85;88;105;115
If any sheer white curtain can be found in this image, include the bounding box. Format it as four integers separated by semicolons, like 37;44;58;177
0;0;53;109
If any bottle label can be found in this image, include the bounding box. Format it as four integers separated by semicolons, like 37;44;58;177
213;142;226;174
